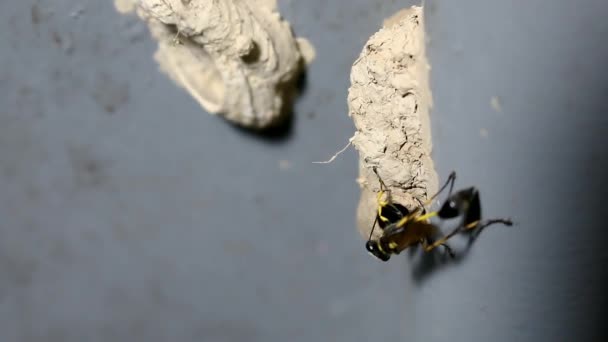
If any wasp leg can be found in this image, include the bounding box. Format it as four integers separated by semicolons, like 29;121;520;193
375;188;407;229
372;166;410;229
421;236;455;258
423;218;513;253
370;166;395;240
376;190;390;224
429;171;456;204
418;171;457;213
476;218;513;229
423;233;459;255
467;218;513;239
385;172;457;231
373;166;389;192
414;197;427;215
417;224;455;258
455;189;512;231
373;166;392;222
372;168;389;225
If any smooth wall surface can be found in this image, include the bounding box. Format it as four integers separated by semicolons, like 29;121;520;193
0;0;606;341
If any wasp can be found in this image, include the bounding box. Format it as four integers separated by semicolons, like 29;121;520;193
365;167;513;261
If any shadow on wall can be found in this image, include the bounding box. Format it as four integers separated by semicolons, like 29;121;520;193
407;224;512;285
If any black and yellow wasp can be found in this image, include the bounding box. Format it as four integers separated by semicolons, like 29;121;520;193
365;167;513;262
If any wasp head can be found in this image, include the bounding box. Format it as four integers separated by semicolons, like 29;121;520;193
365;240;390;262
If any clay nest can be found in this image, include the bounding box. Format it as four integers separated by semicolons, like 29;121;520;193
118;0;314;130
347;7;438;240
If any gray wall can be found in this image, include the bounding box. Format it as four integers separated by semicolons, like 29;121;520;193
0;0;606;341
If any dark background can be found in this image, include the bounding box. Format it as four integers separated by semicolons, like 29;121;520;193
0;0;607;341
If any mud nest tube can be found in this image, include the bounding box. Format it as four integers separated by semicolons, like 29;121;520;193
348;6;439;240
118;0;313;130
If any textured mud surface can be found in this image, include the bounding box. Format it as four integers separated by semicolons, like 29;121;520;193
348;7;438;239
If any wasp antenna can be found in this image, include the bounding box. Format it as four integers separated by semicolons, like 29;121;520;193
368;216;378;242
